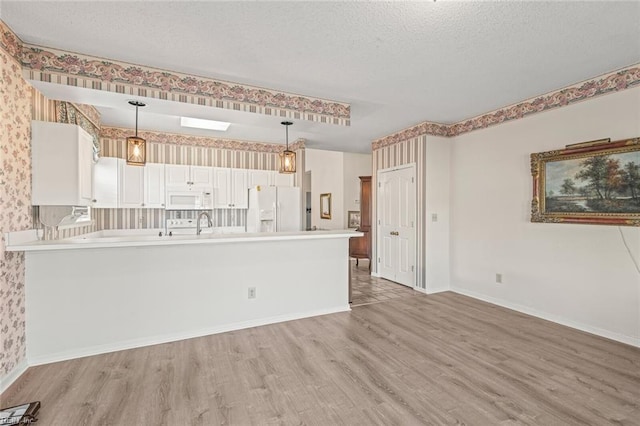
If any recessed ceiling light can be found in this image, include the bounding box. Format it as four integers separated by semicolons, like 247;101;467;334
180;116;231;131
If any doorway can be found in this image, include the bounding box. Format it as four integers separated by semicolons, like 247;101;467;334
377;164;416;288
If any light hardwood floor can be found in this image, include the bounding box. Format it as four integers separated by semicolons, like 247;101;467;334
2;289;639;425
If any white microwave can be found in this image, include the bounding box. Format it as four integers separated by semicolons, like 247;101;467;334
165;190;212;210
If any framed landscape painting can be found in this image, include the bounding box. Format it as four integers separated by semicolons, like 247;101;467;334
531;137;640;226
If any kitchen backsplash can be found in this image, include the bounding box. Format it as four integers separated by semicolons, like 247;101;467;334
93;208;246;231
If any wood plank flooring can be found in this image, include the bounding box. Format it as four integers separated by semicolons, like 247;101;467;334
2;291;639;425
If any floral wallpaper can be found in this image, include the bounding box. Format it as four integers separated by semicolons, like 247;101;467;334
21;44;350;127
0;47;32;379
373;65;640;150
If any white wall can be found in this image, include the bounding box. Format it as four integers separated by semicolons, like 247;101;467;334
449;87;640;346
25;236;351;364
425;136;451;293
305;149;345;229
343;152;372;227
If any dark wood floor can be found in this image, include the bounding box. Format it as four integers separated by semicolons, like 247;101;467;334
2;290;639;425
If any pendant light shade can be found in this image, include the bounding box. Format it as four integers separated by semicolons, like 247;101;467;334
278;121;296;174
126;100;146;166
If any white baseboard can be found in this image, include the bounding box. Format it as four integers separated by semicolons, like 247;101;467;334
425;287;449;295
0;358;29;394
28;305;351;366
371;271;381;278
450;287;640;348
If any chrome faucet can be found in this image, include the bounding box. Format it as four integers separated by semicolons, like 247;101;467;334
196;211;213;235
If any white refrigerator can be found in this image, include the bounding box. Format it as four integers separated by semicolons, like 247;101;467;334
246;186;301;232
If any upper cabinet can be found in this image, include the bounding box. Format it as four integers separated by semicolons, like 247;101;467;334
93;159;165;209
31;121;95;206
247;169;294;188
248;169;271;188
92;157;120;208
165;165;212;189
119;163;145;208
213;167;248;209
272;172;294;187
120;162;166;209
144;163;165;208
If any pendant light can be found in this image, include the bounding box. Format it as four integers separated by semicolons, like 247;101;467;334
126;100;146;166
278;121;296;174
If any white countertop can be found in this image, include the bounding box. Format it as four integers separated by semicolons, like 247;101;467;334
5;228;364;252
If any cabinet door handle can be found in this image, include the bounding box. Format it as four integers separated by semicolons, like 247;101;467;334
92;199;97;203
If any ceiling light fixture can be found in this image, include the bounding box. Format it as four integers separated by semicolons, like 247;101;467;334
279;121;296;174
126;100;146;166
180;116;231;131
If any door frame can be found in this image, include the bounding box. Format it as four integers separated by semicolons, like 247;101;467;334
375;163;417;289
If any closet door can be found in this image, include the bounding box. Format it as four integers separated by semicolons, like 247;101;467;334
377;165;415;287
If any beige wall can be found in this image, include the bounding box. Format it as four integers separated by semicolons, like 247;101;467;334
450;87;640;345
0;46;33;382
305;149;345;230
342;152;372;228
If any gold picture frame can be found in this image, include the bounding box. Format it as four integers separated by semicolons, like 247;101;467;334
347;210;360;228
531;137;640;226
320;193;332;219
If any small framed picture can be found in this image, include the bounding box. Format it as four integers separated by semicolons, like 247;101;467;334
320;193;332;219
347;210;361;228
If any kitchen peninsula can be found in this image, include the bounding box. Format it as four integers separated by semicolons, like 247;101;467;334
7;230;359;365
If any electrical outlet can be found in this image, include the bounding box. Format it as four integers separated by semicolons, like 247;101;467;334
248;287;256;299
431;213;438;222
496;273;503;284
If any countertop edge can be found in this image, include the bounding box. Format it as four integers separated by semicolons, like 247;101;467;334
6;230;365;252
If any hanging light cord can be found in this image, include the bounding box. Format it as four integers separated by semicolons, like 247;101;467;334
285;124;289;150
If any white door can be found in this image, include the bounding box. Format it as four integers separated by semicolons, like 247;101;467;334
213;167;231;208
92;157;119;208
248;170;271;188
191;166;213;187
144;163;165;208
165;165;190;186
273;172;294;187
276;187;301;231
231;169;248;208
119;163;145;208
377;165;415;287
78;131;94;203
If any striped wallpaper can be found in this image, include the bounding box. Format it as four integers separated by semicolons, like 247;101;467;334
372;136;426;290
96;130;301;231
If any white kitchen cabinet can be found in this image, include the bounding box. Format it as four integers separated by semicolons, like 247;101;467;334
247;169;295;188
144;163;165;208
165;164;212;189
119;163;145;208
92;157;120;208
272;172;295;187
120;162;165;209
248;169;272;188
213;167;248;209
31;121;95;206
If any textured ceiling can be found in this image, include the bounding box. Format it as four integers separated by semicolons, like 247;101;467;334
2;1;639;152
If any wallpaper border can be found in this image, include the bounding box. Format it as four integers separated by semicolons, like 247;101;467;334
101;126;305;153
0;19;22;65
373;65;640;150
20;43;350;126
